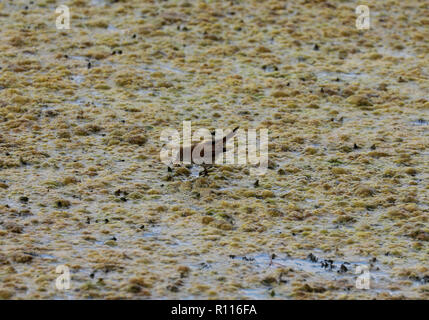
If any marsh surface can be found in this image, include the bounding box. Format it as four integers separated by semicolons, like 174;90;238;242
0;0;428;299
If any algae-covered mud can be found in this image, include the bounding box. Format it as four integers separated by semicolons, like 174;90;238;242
0;0;428;299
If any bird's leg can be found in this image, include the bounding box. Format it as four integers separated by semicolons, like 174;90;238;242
200;165;209;176
200;164;213;176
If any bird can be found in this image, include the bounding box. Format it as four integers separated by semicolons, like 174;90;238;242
169;126;239;175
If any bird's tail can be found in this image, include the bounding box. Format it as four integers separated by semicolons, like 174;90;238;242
222;126;239;144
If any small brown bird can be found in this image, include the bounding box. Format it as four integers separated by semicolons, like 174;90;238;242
175;126;239;166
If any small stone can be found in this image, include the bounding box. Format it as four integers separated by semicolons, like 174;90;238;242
339;264;348;273
307;253;318;263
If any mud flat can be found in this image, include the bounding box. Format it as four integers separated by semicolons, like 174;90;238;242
0;0;428;299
